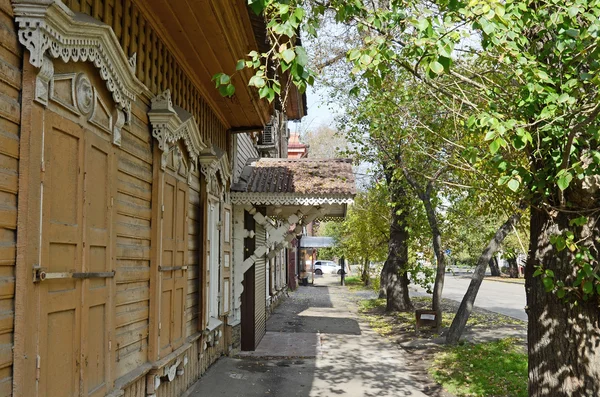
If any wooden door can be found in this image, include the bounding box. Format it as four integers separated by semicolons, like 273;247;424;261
159;173;188;357
81;131;114;397
240;265;255;351
38;111;114;397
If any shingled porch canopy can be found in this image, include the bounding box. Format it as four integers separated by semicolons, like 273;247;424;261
231;158;356;269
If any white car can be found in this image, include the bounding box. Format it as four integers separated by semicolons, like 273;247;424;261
314;260;341;275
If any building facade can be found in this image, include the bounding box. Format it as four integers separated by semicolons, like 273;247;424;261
1;1;311;396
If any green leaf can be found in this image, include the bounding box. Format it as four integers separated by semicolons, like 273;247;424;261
484;130;496;141
557;288;566;299
583;280;593;294
416;18;429;31
294;7;305;21
569;216;587;227
348;49;361;61
295;46;308;66
236;60;245;71
219;73;230;85
429;61;444;75
542;277;554;292
218;83;235;97
278;3;289;15
490;138;503;154
438;43;453;58
545;269;555;278
533;268;543;277
568;6;580;17
557;171;573;191
249;75;266;88
258;85;270;99
507;178;520;192
224;83;235;96
360;54;373;66
553;236;567;252
565;28;580;38
282;49;296;63
248;0;266;15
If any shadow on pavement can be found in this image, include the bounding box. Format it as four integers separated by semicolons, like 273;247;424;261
190;275;433;397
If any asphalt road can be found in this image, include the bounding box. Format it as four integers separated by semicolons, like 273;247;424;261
413;274;528;321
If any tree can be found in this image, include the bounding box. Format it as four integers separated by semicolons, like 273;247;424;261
446;212;523;343
219;1;600;393
301;125;348;158
379;167;413;311
337;187;389;285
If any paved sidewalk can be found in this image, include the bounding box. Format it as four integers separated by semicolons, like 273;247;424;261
189;275;436;397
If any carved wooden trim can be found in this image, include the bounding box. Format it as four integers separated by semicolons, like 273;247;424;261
149;89;208;166
230;192;355;206
13;0;146;120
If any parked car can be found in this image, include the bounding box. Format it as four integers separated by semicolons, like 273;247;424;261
314;260;341;275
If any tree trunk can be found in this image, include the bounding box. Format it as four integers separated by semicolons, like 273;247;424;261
446;213;521;344
526;207;600;396
422;195;446;312
488;257;501;277
507;257;519;278
382;178;412;311
379;259;389;298
361;257;370;286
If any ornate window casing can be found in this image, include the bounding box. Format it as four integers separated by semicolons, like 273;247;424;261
148;89;232;190
13;0;146;120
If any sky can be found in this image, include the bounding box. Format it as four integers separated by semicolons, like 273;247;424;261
290;84;341;135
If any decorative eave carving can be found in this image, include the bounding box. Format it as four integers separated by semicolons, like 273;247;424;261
199;148;231;184
13;0;146;119
230;192;355;206
216;151;232;187
148;90;208;165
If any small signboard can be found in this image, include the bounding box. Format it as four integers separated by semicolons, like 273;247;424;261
415;309;441;334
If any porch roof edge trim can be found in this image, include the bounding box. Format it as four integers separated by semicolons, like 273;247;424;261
230;192;354;206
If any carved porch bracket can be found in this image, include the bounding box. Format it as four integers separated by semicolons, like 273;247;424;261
13;0;146;119
232;206;326;314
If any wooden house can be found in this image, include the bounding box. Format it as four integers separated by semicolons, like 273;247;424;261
0;0;308;396
229;158;356;351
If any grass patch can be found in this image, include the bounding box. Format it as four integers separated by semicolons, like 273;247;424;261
344;276;377;291
344;276;364;286
430;338;527;397
358;296;524;338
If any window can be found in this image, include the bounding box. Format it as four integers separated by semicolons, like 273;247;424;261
207;199;220;320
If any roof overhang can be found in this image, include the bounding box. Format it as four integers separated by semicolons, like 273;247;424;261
136;0;272;129
299;236;336;248
231;158;356;220
230;193;352;221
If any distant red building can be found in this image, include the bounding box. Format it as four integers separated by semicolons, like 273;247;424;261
287;132;309;158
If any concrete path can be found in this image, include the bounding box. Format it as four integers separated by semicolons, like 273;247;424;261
189;275;435;397
412;274;527;321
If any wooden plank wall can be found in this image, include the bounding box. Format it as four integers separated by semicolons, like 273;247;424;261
0;1;21;395
114;99;153;379
155;333;223;397
233;134;259;182
62;0;228;150
254;225;266;348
